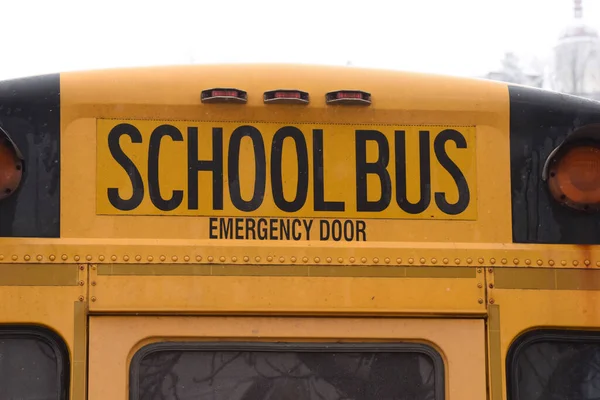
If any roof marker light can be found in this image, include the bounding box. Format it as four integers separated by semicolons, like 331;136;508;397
325;90;371;105
201;88;247;104
264;89;309;104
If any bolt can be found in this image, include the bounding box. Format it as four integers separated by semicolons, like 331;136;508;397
489;298;495;304
477;283;483;288
78;280;84;286
78;296;84;302
91;265;96;270
489;283;494;289
488;268;493;273
478;298;484;304
477;268;482;273
91;297;96;302
79;265;85;270
91;281;96;286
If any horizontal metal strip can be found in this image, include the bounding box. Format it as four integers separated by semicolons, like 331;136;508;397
0;264;79;286
495;268;600;290
97;264;476;279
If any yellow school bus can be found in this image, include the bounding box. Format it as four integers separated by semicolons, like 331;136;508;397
1;64;599;400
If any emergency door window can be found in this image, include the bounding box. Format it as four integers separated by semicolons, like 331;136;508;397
0;327;68;400
508;329;600;400
130;342;444;400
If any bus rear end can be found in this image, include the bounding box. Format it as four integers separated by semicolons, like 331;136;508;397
0;64;600;400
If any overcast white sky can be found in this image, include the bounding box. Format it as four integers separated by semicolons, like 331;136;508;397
1;0;598;80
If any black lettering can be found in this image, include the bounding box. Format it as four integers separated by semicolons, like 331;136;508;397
257;218;268;240
228;126;266;211
395;130;431;214
356;220;366;241
271;127;309;212
355;130;391;212
313;129;345;211
331;220;342;241
188;127;223;210
292;219;302;240
246;218;257;240
235;218;244;239
434;129;470;215
220;218;233;239
148;125;184;211
302;219;313;240
280;219;291;240
269;218;278;240
343;220;354;241
320;220;330;240
107;123;144;211
209;217;218;239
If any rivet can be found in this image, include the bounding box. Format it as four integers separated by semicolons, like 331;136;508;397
443;258;449;264
196;255;202;262
597;261;600;267
585;259;591;266
78;280;84;286
478;298;484;304
477;268;482;273
513;258;519;265
111;255;118;261
91;281;96;286
361;257;367;263
266;256;273;262
232;257;238;262
477;283;483;288
478;258;484;264
79;265;85;271
396;258;402;264
467;258;472;264
408;258;414;264
91;297;96;302
74;255;80;261
255;256;261;262
36;255;42;261
549;260;555;266
147;256;153;262
220;256;226;262
86;255;92;261
315;257;320;263
49;255;55;261
11;255;17;261
489;298;495;304
61;254;68;261
561;260;567;266
537;259;543;266
24;255;30;261
326;257;332;263
184;255;190;262
99;255;105;261
172;256;178;262
208;256;214;262
525;259;531;265
373;258;379;263
78;296;84;302
123;255;129;262
489;283;494;289
135;255;141;261
488;268;493;273
91;265;96;270
385;258;391;264
291;257;297;262
501;258;507;264
302;257;308;263
338;257;343;263
419;258;426;264
431;258;437;264
278;257;284;263
455;258;460;265
490;258;496;265
0;255;4;261
350;257;355;263
244;256;250;262
573;260;579;266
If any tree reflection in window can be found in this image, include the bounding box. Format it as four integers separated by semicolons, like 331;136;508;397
134;345;441;400
510;331;600;400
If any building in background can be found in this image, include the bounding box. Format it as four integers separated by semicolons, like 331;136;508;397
485;0;600;100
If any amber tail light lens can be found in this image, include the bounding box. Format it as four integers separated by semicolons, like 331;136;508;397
548;144;600;211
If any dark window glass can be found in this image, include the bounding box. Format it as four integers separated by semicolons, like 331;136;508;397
0;327;69;400
130;343;444;400
508;330;600;400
